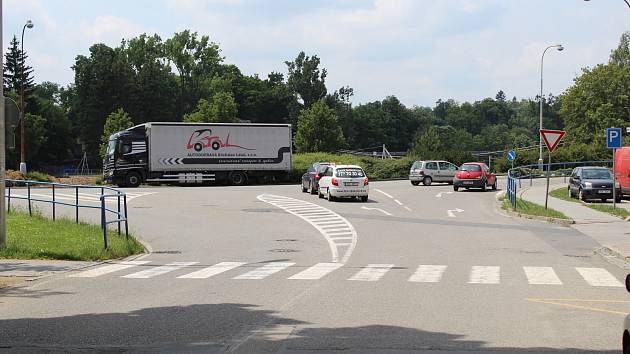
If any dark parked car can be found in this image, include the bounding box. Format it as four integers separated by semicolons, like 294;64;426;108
453;162;497;192
568;166;621;203
301;162;334;194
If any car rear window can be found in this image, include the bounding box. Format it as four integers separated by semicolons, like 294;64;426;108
460;164;481;172
411;161;422;169
582;169;612;179
336;168;365;178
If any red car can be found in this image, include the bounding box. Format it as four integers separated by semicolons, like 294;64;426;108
453;162;497;192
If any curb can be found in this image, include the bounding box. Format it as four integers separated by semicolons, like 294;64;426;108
595;247;630;270
501;207;575;226
495;190;575;226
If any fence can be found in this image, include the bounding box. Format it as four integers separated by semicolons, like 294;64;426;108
506;160;613;210
5;180;129;249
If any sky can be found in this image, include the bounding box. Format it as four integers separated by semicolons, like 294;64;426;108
3;0;629;107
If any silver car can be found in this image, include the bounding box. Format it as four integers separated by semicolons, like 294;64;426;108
409;160;458;186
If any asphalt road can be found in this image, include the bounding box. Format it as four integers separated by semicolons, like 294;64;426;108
1;180;627;353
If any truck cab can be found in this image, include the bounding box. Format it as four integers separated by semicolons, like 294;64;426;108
103;125;148;188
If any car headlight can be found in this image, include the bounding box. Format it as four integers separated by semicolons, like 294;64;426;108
584;182;592;188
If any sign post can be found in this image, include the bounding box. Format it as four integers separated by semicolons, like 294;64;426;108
607;128;622;209
540;129;566;209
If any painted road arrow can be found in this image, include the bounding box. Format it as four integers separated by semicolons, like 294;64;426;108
361;206;393;216
447;208;464;218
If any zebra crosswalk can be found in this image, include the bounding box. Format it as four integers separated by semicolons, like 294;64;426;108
68;261;625;288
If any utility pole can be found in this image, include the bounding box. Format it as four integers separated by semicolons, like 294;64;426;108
1;0;7;249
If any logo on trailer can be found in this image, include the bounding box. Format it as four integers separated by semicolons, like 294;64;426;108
186;129;254;152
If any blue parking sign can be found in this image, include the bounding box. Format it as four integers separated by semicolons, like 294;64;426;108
507;150;516;161
606;128;622;149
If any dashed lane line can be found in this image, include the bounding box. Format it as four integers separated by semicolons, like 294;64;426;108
374;189;394;199
258;194;358;263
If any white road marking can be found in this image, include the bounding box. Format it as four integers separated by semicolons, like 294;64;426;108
447;208;464;218
523;266;562;285
360;205;393;216
408;265;447;283
288;263;344;280
258;194;358;263
349;264;394;281
177;262;245;279
70;261;150;278
436;191;454;198
469;266;500;284
394;199;403;206
233;262;295;280
122;261;198;279
404;206;413;212
575;267;623;287
374;189;394;199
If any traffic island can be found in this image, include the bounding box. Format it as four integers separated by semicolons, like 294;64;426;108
500;194;574;225
0;211;145;261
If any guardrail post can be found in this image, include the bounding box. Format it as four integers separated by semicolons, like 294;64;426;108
27;182;32;216
117;194;121;236
124;194;129;240
75;187;79;223
101;197;108;249
7;183;11;213
52;184;56;221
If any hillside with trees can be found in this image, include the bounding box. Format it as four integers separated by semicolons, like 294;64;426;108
4;30;629;173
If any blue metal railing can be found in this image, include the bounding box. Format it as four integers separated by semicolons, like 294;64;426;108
506;160;613;210
5;180;129;249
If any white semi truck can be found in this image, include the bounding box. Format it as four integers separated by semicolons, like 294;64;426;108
103;122;292;187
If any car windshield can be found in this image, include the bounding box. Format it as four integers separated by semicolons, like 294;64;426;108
336;168;365;178
460;164;481;172
582;169;612;180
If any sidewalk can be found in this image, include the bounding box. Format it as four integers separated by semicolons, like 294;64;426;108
0;259;94;287
515;177;630;262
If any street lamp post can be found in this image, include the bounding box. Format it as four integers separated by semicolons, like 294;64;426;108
539;44;564;170
19;19;33;175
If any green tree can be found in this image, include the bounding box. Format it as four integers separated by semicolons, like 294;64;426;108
561;63;630;144
409;126;442;159
285;51;328;109
610;31;630;66
3;36;34;94
100;108;134;157
294;100;344;152
183;92;239;123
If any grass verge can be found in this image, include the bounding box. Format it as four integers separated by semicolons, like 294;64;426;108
502;196;569;220
549;187;630;219
0;211;145;261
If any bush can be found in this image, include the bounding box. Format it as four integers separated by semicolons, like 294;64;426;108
25;171;56;182
5;170;24;180
292;153;413;182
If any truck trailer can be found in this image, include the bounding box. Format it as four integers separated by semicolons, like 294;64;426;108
103;122;292;187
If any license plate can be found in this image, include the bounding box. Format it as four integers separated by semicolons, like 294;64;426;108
463;181;474;185
597;189;611;194
345;182;359;186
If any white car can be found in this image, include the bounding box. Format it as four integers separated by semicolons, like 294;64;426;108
318;165;369;202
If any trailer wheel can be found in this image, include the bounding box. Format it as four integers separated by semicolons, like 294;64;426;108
125;171;142;188
229;172;247;186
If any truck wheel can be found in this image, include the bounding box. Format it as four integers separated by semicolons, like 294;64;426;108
211;141;221;150
125;172;142;188
193;143;203;152
229;172;247;186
